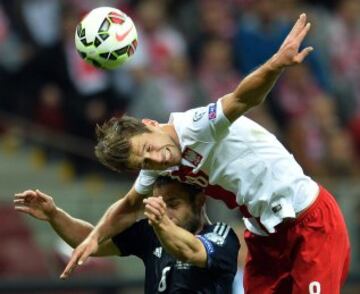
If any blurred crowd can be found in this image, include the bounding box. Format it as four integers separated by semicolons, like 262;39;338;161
0;0;359;178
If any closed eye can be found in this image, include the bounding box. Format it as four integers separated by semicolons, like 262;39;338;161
167;200;180;208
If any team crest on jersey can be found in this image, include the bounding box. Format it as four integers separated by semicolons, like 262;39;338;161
208;103;217;120
193;111;206;122
183;147;202;166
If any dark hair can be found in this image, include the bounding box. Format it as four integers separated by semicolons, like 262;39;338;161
154;176;204;202
95;115;150;171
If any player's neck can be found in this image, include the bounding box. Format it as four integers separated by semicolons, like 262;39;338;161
160;124;180;148
195;213;211;234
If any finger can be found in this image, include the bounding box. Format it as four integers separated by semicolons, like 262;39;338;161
15;193;37;203
294;46;314;63
144;204;162;217
296;22;311;45
145;204;164;219
14;206;32;214
13;199;25;205
144;196;158;202
280;13;307;49
151;196;167;207
146;216;154;226
60;261;77;279
144;212;157;225
143;196;157;204
291;13;307;37
143;198;161;210
157;198;167;209
60;263;76;279
14;190;36;198
14;195;27;200
77;246;93;266
60;251;82;279
147;199;166;212
144;210;158;221
35;189;49;198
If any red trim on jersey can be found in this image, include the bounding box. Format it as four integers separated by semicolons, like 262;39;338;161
170;165;252;217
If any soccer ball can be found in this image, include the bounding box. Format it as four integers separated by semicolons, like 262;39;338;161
75;7;138;70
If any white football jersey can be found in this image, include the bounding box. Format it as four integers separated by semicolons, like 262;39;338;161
135;100;319;235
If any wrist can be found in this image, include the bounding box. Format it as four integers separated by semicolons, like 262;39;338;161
47;206;61;221
267;54;286;73
88;229;101;242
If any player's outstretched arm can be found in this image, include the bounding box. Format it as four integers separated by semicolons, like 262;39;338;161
14;189;120;256
60;185;144;279
144;197;207;268
222;13;313;122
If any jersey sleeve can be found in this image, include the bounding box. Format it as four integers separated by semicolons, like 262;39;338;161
169;100;231;143
196;223;240;274
112;219;151;259
134;169;160;195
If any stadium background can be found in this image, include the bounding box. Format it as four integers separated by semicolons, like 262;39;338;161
0;0;359;293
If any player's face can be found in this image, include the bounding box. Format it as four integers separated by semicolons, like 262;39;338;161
129;127;182;170
153;182;201;233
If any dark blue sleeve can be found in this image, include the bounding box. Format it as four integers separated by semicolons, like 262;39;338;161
197;223;240;275
111;219;151;259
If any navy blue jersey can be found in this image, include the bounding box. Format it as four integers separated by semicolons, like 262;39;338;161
112;220;239;294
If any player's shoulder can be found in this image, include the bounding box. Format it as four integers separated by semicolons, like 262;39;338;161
201;222;239;247
170;101;229;143
169;104;207;126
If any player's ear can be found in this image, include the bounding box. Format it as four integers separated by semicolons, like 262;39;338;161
142;118;160;128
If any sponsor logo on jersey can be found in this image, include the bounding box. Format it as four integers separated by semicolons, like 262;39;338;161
193;110;206;122
175;260;191;270
183;147;203;167
208;103;217;120
153;247;163;258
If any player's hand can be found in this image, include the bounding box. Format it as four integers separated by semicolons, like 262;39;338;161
271;13;313;70
14;189;56;221
60;235;99;279
143;196;167;226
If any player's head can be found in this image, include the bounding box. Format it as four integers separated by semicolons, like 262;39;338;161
153;177;206;233
95;116;182;172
